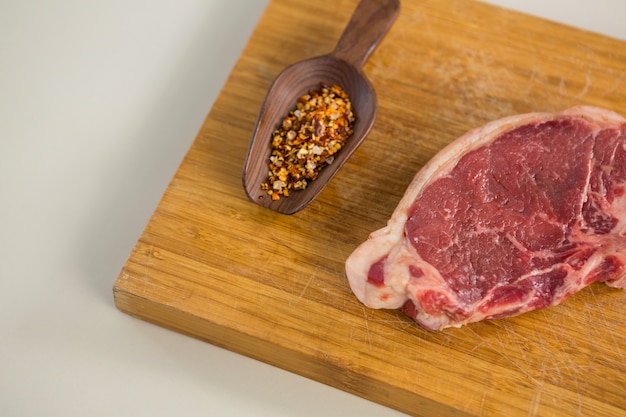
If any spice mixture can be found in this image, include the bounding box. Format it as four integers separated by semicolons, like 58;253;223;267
261;83;355;200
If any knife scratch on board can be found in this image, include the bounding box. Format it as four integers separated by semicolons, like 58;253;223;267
370;313;415;337
575;68;593;99
478;378;489;416
601;67;626;97
467;337;486;355
359;305;374;353
556;74;593;103
527;379;543;417
523;65;540;98
143;243;155;278
291;267;318;306
491;324;539;382
587;285;625;359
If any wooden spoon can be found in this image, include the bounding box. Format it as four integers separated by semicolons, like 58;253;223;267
242;0;400;214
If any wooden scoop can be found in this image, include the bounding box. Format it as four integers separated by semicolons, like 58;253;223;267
242;0;400;215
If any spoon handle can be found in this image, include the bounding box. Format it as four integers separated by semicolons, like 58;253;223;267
331;0;401;69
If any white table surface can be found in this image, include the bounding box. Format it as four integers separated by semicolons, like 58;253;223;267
2;1;625;416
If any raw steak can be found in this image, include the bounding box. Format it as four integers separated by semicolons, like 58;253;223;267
345;106;626;331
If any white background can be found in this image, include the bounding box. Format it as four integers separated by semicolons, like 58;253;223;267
2;1;625;416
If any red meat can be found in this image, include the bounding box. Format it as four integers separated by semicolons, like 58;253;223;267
345;106;626;330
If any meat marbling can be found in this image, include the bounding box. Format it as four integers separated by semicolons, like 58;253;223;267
345;106;626;331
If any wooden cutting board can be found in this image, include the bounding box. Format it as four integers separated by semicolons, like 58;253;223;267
113;0;626;415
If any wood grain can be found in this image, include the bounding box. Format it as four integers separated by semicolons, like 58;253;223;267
113;0;626;415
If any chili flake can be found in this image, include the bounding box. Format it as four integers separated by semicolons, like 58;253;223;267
261;83;355;200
